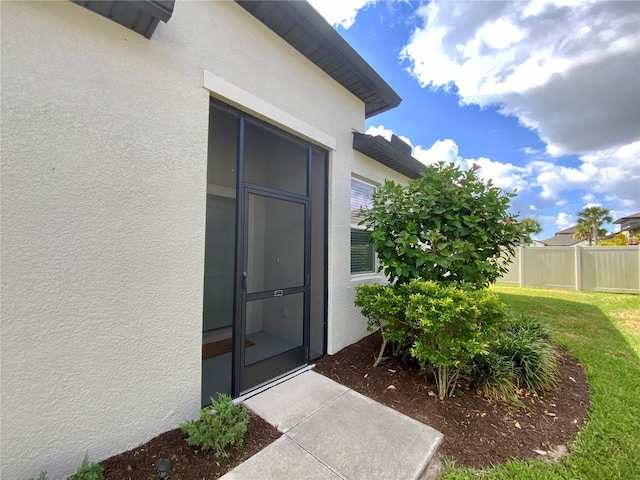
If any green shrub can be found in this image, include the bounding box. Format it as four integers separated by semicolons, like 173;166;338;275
354;283;411;366
467;352;518;402
68;453;103;480
401;280;508;399
598;233;630;246
356;280;510;398
466;313;558;400
507;312;553;340
358;162;522;287
497;324;559;392
355;280;561;402
180;394;249;458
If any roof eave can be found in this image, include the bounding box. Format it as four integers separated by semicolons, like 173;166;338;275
71;0;174;38
236;1;401;118
613;212;640;224
353;132;424;179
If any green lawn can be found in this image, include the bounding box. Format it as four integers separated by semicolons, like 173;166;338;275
442;285;640;480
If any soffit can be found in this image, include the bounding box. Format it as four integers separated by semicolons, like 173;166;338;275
353;133;424;179
71;1;174;38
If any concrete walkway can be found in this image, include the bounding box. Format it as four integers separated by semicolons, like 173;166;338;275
220;370;443;480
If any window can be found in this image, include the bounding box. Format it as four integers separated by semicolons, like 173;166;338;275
350;178;376;274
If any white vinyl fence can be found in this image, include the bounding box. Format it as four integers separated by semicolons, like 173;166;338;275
498;246;640;294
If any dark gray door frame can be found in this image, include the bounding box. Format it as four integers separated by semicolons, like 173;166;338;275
230;114;314;397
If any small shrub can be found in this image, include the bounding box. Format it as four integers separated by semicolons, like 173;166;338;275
508;312;553;340
180;394;249;458
401;280;508;399
354;283;411;366
497;326;559;392
68;453;103;480
598;233;631;246
467;352;518;402
467;314;559;401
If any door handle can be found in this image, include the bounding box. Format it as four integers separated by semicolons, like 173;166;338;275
242;271;248;290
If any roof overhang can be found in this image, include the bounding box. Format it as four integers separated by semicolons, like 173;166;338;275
236;1;402;118
613;212;640;224
71;1;174;38
353;133;424;179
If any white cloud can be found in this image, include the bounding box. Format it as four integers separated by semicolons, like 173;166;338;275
528;141;640;206
578;141;640;203
555;212;575;230
366;125;531;195
364;124;640;225
362;124;639;239
365;124;393;140
414;139;460;166
469;157;531;194
520;147;542;155
307;0;373;29
401;0;640;156
532;164;591;200
365;125;413;148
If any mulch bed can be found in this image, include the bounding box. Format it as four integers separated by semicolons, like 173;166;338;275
100;330;590;477
100;411;280;479
314;330;591;469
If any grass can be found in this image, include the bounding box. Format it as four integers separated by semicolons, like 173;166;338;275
441;285;640;480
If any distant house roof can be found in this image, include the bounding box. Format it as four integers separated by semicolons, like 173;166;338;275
353;133;425;179
237;1;402;118
554;225;578;235
540;225;584;246
613;212;640;224
71;1;175;38
613;211;640;233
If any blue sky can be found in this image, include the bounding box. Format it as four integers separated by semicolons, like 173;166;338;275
308;0;640;240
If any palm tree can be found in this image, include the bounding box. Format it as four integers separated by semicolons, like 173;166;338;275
573;221;594;245
517;217;542;245
577;206;612;246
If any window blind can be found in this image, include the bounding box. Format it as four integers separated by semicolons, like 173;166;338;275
351;229;374;273
350;178;375;226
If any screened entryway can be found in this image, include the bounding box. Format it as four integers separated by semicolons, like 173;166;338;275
202;98;327;405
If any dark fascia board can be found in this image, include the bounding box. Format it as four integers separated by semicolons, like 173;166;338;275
353;132;424;179
236;1;402;118
613;212;640;224
71;1;174;38
129;1;174;22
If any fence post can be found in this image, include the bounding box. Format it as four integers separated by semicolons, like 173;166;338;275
575;245;582;291
518;246;525;287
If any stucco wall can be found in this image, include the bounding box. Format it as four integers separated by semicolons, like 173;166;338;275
327;152;409;355
0;1;407;477
1;2;208;478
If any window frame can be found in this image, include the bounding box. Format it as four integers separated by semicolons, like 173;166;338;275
350;177;377;275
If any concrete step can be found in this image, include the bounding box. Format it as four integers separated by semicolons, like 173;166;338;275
221;370;443;480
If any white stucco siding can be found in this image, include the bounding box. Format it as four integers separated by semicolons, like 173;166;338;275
1;2;209;478
164;2;399;357
171;0;364;141
326;150;411;354
0;1;407;478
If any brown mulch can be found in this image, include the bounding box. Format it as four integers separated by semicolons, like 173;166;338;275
100;411;280;479
99;330;590;477
314;330;591;469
